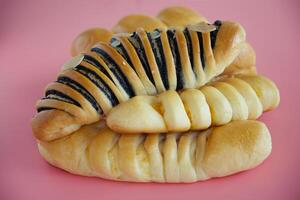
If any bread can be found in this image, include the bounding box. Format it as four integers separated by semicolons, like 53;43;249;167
32;21;248;141
222;42;256;76
32;6;279;183
112;15;167;33
71;28;113;56
157;6;208;29
37;120;272;183
107;75;280;134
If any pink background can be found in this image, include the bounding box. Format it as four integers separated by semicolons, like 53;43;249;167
1;0;300;199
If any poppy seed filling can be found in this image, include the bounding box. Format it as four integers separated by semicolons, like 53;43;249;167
83;55;112;81
210;20;222;49
74;65;119;106
183;28;194;70
57;76;102;114
167;29;184;90
197;32;206;69
128;33;155;85
91;47;135;97
44;89;81;107
110;38;134;68
147;30;169;90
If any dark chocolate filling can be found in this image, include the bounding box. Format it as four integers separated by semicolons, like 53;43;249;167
147;30;169;90
197;32;206;69
210;20;222;49
128;32;155;85
83;55;112;80
57;76;102;114
91;47;135;97
74;65;119;106
167;30;184;90
37;107;55;112
44;89;81;107
110;38;134;68
183;28;194;70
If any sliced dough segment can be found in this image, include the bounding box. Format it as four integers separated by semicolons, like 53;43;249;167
118;134;150;181
223;77;263;119
178;132;198;182
107;96;167;133
238;75;280;111
137;29;166;93
163;133;180;182
144;135;165;182
158;91;190;132
211;82;248;120
200;86;233;126
175;30;196;88
180;89;211;130
88;126;120;179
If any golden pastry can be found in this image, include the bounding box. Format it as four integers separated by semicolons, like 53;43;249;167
71;28;113;56
112;15;167;33
32;7;280;183
157;6;208;29
37;120;272;183
107;75;280;134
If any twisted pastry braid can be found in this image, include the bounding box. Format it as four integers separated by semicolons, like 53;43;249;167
32;20;246;141
107;75;280;134
37;120;272;183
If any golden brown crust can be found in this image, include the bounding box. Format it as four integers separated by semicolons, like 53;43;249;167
71;28;113;56
37;120;272;182
106;75;280;134
160;29;177;90
157;6;208;29
32;110;81;141
212;21;246;78
222;42;257;76
175;30;196;88
112;15;167;33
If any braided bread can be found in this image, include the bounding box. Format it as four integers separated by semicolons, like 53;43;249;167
106;75;280;134
32;20;247;141
37;120;271;183
71;7;256;79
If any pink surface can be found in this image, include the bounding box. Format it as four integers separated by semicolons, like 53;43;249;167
1;0;300;199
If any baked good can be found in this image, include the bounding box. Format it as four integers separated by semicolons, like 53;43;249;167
157;6;208;29
32;6;280;183
37;120;272;183
107;75;280;134
32;21;249;141
71;28;113;56
112;15;167;33
70;6;256;77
